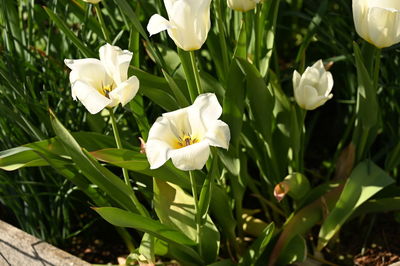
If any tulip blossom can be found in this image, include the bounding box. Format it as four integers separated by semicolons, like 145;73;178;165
227;0;260;12
352;0;400;48
146;93;230;171
64;44;139;114
292;60;333;110
146;0;212;51
83;0;101;4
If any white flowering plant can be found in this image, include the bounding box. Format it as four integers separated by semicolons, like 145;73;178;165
1;0;400;265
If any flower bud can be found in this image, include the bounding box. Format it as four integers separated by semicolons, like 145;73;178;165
274;173;310;202
293;60;333;110
147;0;212;51
353;0;400;48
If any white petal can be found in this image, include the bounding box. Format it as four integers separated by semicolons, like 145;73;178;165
71;80;112;114
147;14;172;36
64;58;111;89
108;76;139;106
300;67;320;88
148;116;180;149
167;1;210;51
292;70;301;90
367;7;400;48
146;139;172;169
312;60;325;76
192;93;222;122
317;72;330;96
162;107;192;138
99;43;133;85
308;94;333;110
186;93;222;138
353;0;370;43
204;120;230;149
168;141;210;171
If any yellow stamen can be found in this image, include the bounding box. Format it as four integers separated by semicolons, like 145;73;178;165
100;85;113;98
175;134;199;149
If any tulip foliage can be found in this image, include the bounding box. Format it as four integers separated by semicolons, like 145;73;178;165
2;0;400;265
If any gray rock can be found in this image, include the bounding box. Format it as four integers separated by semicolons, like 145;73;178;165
0;220;91;266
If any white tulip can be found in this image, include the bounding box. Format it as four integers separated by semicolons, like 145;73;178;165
146;0;212;51
64;44;139;114
82;0;101;4
293;60;333;110
227;0;260;12
353;0;400;48
146;93;230;171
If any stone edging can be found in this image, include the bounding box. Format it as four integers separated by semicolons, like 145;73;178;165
0;220;91;266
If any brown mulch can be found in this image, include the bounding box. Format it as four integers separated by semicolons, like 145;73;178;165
323;212;400;266
354;246;400;266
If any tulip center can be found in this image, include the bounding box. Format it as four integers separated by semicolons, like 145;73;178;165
175;134;199;149
100;83;115;98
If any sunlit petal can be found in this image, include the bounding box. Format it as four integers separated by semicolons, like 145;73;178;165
147;14;172;36
204;120;230;149
108;76;139;107
99;43;133;85
71;80;112;114
168;141;210;171
64;58;110;90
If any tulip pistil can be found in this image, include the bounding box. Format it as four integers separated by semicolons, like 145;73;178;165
176;134;199;148
100;84;114;98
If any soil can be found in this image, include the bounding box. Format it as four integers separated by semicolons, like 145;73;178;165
63;214;130;265
322;212;400;266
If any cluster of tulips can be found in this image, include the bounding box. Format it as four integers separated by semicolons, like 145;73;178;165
67;0;400;171
2;0;400;265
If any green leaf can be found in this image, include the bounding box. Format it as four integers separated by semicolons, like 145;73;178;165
162;69;190;108
233;20;247;59
209;185;236;246
90;148;191;190
131;67;170;92
237;58;274;141
0;147;52;171
353;43;379;129
94;207;196;246
277;235;307;266
0;132;136;171
43;7;95;58
198;158;218;223
352;197;400;218
208;260;235;266
154;179;220;263
139;233;155;263
222;60;246;151
142;87;179;111
239;222;275;266
317;160;394;249
112;0;148;41
49;110;137;212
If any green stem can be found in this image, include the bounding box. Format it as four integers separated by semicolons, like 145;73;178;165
373;48;381;91
296;108;307;173
254;6;261;69
109;108;149;218
94;4;111;43
214;0;230;76
178;48;198;102
356;47;381;161
189;51;203;96
189;171;202;255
